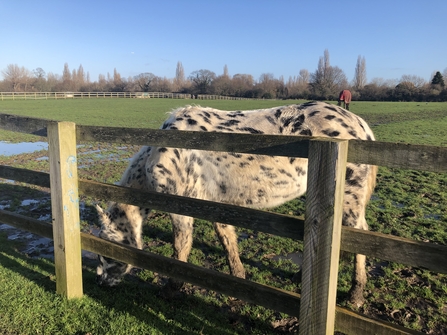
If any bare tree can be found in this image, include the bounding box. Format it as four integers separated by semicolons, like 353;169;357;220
77;64;85;88
286;69;310;98
189;69;216;94
310;50;348;99
212;75;232;96
231;74;254;97
353;55;367;89
46;72;61;91
33;67;47;91
298;69;310;85
97;74;107;91
151;76;173;92
400;74;426;88
257;73;276;98
370;77;398;87
109;68;127;92
2;64;32;91
310;50;332;98
174;61;185;91
33;67;46;79
60;63;73;91
223;64;229;79
134;72;156;92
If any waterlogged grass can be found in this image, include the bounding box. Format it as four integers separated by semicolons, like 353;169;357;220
0;99;447;333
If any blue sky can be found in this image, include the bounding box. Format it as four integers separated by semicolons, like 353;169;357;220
1;0;446;83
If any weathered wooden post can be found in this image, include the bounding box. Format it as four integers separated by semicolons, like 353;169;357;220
299;138;348;334
48;121;83;298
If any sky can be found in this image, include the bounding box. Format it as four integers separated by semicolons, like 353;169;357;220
1;0;446;84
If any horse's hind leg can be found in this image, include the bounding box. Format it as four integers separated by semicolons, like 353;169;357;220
162;214;194;295
213;222;245;278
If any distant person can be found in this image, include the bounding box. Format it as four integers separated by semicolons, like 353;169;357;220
338;90;352;110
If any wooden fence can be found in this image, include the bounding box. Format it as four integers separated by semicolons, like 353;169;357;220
0;91;249;100
1;112;447;334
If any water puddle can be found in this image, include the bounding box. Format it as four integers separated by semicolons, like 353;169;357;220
0;141;48;156
0;221;98;261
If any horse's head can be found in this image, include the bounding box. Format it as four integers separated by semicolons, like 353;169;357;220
95;203;136;287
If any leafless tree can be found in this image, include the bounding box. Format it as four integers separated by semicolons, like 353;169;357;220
46;72;61;91
77;65;85;88
353;55;367;89
32;67;48;91
286;69;311;98
2;64;22;91
257;73;276;98
134;72;156;92
1;64;32;91
223;64;229;79
33;67;45;80
298;69;310;85
400;74;426;88
97;74;107;91
310;50;348;99
151;76;173;92
231;74;254;97
59;63;74;91
211;75;231;96
174;61;185;91
369;77;397;87
189;69;216;94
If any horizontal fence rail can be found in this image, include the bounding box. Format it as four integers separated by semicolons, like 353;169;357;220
2;112;447;173
0;91;250;101
1;166;446;275
0;112;442;335
0;208;425;335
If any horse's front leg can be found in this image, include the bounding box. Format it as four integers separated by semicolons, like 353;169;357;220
161;214;194;296
213;222;245;278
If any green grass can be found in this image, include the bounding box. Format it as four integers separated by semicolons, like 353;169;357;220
0;234;278;335
0;98;305;132
1;98;447;334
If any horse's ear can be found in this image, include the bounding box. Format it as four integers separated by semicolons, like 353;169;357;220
95;204;105;215
95;204;110;226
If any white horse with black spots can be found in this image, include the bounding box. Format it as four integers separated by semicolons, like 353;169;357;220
95;101;376;306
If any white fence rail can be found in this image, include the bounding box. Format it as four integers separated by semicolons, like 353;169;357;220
0;92;249;100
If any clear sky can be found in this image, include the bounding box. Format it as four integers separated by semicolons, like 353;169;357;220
1;0;446;84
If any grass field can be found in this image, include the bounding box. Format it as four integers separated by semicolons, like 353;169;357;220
0;98;447;334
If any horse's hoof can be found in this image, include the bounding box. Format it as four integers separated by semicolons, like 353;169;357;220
158;279;185;299
292;270;302;283
348;286;365;308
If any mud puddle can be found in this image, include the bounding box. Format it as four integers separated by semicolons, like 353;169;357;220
0;222;99;261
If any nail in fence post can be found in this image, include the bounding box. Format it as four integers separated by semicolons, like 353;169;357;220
48;121;83;298
299;138;348;334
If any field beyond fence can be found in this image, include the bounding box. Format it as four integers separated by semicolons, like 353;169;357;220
0;105;446;334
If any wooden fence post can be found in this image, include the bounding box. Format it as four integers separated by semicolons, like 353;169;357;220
48;121;83;298
299;138;348;335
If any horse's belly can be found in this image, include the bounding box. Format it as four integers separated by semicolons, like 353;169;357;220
198;155;308;209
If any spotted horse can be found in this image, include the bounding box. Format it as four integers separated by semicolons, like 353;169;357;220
95;101;377;306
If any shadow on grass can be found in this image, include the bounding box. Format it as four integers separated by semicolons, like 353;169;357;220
0;232;283;334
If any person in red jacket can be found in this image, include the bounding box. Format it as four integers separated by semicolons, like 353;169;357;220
338;89;352;110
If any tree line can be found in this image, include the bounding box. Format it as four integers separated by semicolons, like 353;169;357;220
1;50;446;102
